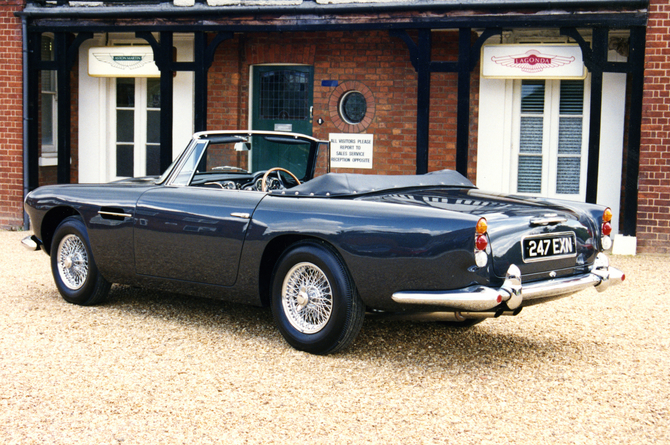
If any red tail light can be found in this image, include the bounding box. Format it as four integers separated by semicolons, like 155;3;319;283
474;218;489;267
601;208;613;250
476;234;488;251
602;222;612;236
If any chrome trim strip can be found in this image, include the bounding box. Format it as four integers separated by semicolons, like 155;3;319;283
98;210;132;219
530;215;568;226
230;212;251;219
392;253;623;312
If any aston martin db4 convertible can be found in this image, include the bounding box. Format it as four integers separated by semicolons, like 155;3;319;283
23;131;624;354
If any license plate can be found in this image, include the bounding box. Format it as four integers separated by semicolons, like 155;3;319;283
522;233;576;262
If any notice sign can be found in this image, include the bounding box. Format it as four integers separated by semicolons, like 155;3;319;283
329;134;373;169
481;44;585;79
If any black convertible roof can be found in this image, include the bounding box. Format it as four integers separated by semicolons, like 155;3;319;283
275;170;475;197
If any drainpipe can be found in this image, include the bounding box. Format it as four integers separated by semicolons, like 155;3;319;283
21;14;29;230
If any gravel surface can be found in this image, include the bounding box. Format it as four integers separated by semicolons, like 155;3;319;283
1;230;668;444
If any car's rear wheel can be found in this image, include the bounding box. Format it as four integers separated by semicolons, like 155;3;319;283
51;216;111;306
271;241;365;355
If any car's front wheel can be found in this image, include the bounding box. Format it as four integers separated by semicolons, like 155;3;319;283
271;241;365;355
50;216;111;306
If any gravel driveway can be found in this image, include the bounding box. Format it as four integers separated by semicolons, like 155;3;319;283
1;230;668;444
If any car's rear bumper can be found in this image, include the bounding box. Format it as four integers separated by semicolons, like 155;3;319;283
391;253;624;312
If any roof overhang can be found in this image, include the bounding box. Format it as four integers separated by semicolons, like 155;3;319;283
19;0;649;31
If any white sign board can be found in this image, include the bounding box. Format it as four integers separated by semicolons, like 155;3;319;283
481;44;586;79
88;46;160;78
329;133;373;169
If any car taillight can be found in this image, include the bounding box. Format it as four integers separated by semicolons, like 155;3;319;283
476;218;488;235
601;208;613;250
474;217;489;267
602;222;612;236
476;235;488;251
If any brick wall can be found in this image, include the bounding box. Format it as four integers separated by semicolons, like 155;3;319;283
0;1;25;229
208;30;478;177
639;0;670;254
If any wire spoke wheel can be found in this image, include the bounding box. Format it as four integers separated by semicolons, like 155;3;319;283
282;262;333;334
272;241;365;354
50;216;110;306
56;234;89;290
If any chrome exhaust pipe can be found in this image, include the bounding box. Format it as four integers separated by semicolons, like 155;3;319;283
21;235;41;251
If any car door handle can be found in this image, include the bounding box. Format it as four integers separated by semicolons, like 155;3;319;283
530;215;567;226
230;212;251;219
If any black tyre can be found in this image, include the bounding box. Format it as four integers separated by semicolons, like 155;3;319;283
50;216;111;306
271;241;365;355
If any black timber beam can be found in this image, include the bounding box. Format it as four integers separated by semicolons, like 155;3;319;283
456;28;472;177
52;32;93;184
22;10;647;34
561;26;645;235
392;27;502;177
26;32;40;192
623;26;645;236
194;32;233;133
137;31;175;172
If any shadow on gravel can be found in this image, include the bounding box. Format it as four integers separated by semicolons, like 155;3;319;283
102;284;590;370
350;318;585;370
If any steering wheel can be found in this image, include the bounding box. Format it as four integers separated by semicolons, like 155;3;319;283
261;167;301;192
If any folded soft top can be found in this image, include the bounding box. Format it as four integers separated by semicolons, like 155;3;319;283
277;169;474;197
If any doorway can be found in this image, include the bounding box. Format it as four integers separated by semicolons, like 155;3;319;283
109;77;161;180
251;66;314;173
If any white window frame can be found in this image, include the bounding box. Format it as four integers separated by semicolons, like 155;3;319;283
40;34;58;167
107;77;160;180
510;76;591;201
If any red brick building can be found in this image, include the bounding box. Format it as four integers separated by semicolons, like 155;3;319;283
1;0;667;254
639;0;670;253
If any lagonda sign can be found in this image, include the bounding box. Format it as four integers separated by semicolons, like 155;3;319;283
481;44;586;79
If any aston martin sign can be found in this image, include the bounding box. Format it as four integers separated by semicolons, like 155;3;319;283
88;46;160;78
481;44;586;79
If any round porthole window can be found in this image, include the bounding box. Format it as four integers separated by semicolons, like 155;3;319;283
328;81;375;132
339;91;367;125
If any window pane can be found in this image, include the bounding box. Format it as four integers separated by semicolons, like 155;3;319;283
558;117;583;155
116;144;134;177
147;78;161;108
259;70;310;120
146;144;161;176
519;116;543;154
41;71;56;92
41;36;54;61
518;155;542;193
521;80;545;114
147;110;160;144
117;110;134;142
556;157;581;194
559;80;584;114
116;78;135;108
340;91;367;124
41;94;54;146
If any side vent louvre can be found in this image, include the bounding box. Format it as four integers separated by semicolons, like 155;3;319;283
98;207;132;221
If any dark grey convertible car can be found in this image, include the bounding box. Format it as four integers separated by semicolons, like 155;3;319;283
23;131;624;354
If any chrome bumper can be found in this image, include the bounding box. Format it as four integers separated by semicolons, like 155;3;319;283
21;235;42;251
391;253;624;312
